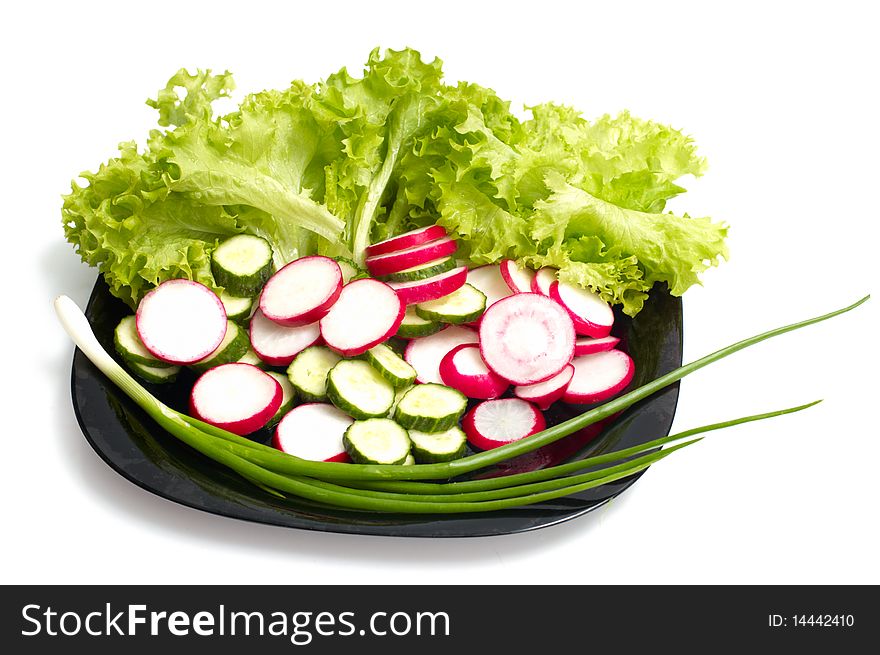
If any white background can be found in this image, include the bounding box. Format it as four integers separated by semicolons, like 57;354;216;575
3;0;878;585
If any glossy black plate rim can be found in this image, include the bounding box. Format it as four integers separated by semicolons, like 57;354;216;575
70;277;682;538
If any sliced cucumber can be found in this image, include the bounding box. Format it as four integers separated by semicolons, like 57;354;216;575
364;344;417;389
113;316;174;368
394;383;467;432
287;346;341;402
384;256;456;283
190;321;250;373
237;348;268;369
396;307;443;338
211;234;274;296
415;283;486;324
327;360;395;420
128;360;180;384
402;453;416;466
264;372;296;429
388;385;412;418
408;426;468;463
219;291;254;323
333;257;367;284
343;418;411;465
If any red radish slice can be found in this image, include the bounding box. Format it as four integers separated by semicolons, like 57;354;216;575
250;309;321;366
259;256;341;327
549;281;614;338
463;398;546;451
365;237;457;277
320;278;405;357
389;266;467;305
563;349;635;404
404;325;479;384
530;267;557;296
439;344;509;400
273;403;353;462
499;259;536;294
189;363;281;435
479;293;576;385
365;225;448;257
513;364;574;410
574;335;621;356
467;265;513;309
136;279;227;364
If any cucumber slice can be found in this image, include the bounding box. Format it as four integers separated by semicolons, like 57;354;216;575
113;316;174;368
408;426;468;463
128;360;180;384
415;283;486;324
402;453;416;466
333;257;367;284
264;372;297;428
190;321;250;373
384;256;456;283
396;307;443;338
388;385;412;418
343;418;411;465
219;291;254;323
287;346;341;402
394;383;467;432
327;360;395;420
364;344;417;389
211;234;274;296
237;348;268;369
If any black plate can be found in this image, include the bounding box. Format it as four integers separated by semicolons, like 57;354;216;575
70;277;682;537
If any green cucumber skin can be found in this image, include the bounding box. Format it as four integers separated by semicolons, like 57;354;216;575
127;361;180;384
383;257;456;283
113;318;175;368
396;320;444;339
410;438;467;464
343;420;411;465
189;322;251;374
364;346;417;389
326;370;394;420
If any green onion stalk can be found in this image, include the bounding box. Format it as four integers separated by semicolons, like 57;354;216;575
54;295;868;513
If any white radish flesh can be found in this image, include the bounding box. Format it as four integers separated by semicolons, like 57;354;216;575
259;256;342;327
404;325;479;384
530;267;557;296
574;335;621;356
499;259;536;294
513;364;574;410
320;279;404;357
550;281;614;338
365;225;448;257
189;363;282;435
388;266;467;305
462;398;546;451
249;309;321;366
563;349;635;404
136;279;227;364
467;265;513;309
273;403;353;462
478;293;576;385
439;344;509;400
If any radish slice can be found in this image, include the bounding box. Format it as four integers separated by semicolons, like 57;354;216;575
499;259;536;294
530;267;557;296
513;364;574;410
462;398;546;451
320;278;405;357
259;256;342;327
365;237;457;278
273;403;353;462
249;309;321;366
467;265;513;309
365;225;448;257
563;349;635;404
189;363;282;435
389;266;467;305
549;281;614;338
439;344;509;400
478;293;576;385
404;325;479;384
574;335;621;356
136;279;227;364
